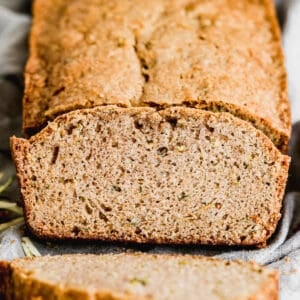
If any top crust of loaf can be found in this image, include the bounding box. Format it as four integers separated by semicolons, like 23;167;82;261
23;0;290;151
0;253;278;300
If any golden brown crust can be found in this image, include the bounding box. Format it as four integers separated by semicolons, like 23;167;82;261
23;0;291;152
255;272;279;300
10;137;34;236
0;261;12;300
9;267;134;300
262;0;291;152
0;254;279;300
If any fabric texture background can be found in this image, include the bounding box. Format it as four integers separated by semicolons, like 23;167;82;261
0;1;299;298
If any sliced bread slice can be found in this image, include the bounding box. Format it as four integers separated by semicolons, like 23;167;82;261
0;253;278;300
11;106;289;246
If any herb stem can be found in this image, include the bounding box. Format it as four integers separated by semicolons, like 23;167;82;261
0;217;24;233
0;177;14;194
21;237;41;257
0;200;23;216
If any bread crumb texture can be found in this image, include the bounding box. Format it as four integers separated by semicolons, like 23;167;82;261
0;253;279;300
11;107;289;246
23;0;290;150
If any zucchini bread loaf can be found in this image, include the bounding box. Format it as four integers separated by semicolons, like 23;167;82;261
11;0;291;246
23;0;290;152
0;253;278;300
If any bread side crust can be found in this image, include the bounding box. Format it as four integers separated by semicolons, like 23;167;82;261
265;0;291;130
262;0;291;151
10;136;35;237
22;0;43;136
0;254;278;300
0;261;12;300
253;271;279;300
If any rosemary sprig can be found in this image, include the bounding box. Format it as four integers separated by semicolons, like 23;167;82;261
0;174;41;257
0;176;24;233
0;217;24;233
21;237;41;257
0;176;14;194
0;200;23;216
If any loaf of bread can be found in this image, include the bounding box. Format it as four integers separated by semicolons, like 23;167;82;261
0;253;278;300
23;0;290;152
13;0;290;245
11;107;289;246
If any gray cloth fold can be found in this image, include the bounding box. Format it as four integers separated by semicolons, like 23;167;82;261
0;1;299;299
0;5;30;75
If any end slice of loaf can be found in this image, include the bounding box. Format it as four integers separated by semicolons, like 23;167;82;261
0;253;278;300
11;106;289;246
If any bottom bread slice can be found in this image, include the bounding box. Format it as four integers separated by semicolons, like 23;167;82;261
0;253;278;300
10;106;289;246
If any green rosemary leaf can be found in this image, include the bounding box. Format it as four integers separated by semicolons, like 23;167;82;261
21;237;41;257
0;176;14;194
0;200;23;216
0;217;24;233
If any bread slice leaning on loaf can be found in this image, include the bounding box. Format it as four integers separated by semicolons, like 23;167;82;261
23;0;290;152
11;106;289;246
0;253;278;300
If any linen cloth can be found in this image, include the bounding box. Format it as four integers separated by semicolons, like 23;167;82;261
0;1;299;298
